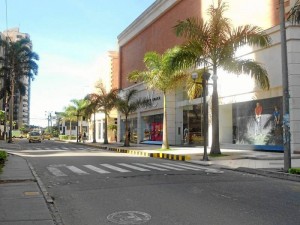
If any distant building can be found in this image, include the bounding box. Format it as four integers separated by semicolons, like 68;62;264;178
0;28;32;129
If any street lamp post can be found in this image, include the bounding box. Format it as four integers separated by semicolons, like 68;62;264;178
192;71;211;161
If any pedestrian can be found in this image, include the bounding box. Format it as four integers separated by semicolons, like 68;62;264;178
83;132;86;143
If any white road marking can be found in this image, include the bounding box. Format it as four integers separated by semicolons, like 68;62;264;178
148;163;185;171
163;163;201;171
175;162;223;173
83;165;110;174
47;166;67;177
133;163;169;171
100;164;131;172
118;163;150;171
66;166;89;175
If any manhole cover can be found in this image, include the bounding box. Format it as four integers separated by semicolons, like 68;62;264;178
107;211;151;224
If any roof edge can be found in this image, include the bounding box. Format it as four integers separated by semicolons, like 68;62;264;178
118;0;177;46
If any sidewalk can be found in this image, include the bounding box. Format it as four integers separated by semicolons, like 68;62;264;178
0;154;56;225
78;140;300;181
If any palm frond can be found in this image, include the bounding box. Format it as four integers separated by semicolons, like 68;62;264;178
287;0;300;24
230;25;271;50
221;58;270;90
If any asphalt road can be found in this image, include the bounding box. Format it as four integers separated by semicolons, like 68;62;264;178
6;139;300;225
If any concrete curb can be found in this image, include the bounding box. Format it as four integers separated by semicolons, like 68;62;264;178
234;167;300;182
26;158;65;225
70;141;192;161
106;147;191;161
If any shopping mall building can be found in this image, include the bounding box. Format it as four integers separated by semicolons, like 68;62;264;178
115;0;300;153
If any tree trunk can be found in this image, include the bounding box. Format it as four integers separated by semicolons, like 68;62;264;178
124;116;130;147
69;120;72;140
93;111;96;143
8;73;15;143
162;92;169;149
210;65;221;154
103;113;108;144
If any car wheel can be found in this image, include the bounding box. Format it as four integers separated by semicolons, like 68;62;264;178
29;140;31;143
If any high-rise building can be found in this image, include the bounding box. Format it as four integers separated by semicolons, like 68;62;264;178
0;28;31;129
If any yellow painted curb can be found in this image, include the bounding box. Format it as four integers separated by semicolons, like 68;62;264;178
107;147;190;161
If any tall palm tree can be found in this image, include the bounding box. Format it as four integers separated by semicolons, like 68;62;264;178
86;81;119;144
70;98;89;140
62;105;77;140
85;94;99;143
115;89;150;147
173;0;271;154
0;37;39;142
129;48;189;149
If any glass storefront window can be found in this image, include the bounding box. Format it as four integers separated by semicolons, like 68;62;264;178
141;114;163;142
183;104;204;145
232;97;283;146
120;118;137;143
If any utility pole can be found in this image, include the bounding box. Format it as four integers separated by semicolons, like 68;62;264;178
279;0;291;172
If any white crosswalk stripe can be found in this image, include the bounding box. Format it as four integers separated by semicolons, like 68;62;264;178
46;162;223;177
175;162;224;173
133;163;169;171
66;166;89;175
163;163;202;171
100;164;131;173
148;163;185;171
83;165;110;174
47;166;67;177
117;163;150;171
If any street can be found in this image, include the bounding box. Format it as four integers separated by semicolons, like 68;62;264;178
5;139;300;225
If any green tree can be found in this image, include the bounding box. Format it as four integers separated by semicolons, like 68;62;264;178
62;105;77;140
70;98;89;140
0;37;39;142
173;0;271;154
287;0;300;24
129;48;189;149
115;89;150;147
85;81;118;144
84;94;99;143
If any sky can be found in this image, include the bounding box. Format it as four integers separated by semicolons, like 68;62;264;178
0;0;155;127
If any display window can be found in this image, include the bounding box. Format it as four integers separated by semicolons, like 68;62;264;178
120;118;137;143
232;97;283;148
141;114;163;142
183;105;204;145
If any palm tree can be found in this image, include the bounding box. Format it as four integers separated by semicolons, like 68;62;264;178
85;81;119;144
115;89;150;147
0;37;39;143
62;105;77;140
129;48;189;149
70;98;89;141
84;94;99;143
287;0;300;24
173;0;271;154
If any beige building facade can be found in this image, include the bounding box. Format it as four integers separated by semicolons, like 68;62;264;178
116;0;300;153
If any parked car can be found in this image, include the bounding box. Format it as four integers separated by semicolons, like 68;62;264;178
28;131;42;143
42;133;51;140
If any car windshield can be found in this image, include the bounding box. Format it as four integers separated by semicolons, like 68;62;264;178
30;132;40;136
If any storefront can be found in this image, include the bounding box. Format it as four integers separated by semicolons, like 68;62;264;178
232;97;283;150
183;104;204;145
141;114;163;142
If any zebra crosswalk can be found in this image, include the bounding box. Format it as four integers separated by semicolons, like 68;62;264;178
47;162;223;177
